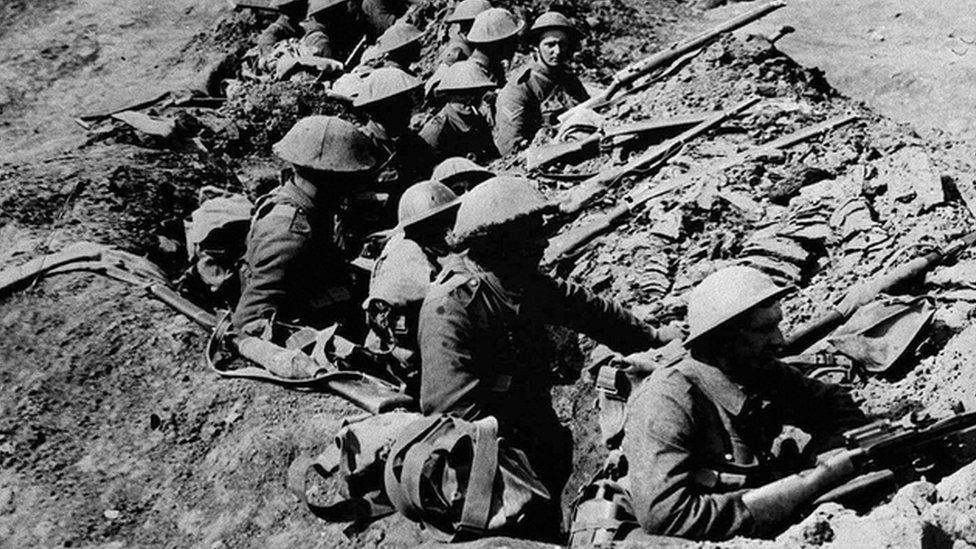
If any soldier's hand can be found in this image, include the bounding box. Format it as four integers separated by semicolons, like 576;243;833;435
656;321;687;343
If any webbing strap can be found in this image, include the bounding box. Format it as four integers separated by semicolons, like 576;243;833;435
384;417;445;520
287;452;395;529
458;416;499;534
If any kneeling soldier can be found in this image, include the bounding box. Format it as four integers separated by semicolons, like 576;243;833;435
494;11;590;155
418;176;682;537
232;116;379;339
623;266;868;541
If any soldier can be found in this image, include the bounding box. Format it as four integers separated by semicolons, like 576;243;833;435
256;0;309;51
374;20;424;73
438;0;492;66
623;266;868;541
493;11;591;155
353;67;436;224
360;0;414;40
465;7;522;86
232;116;380;340
364;180;460;392
419;60;499;163
300;0;362;60
418;176;683;537
431;156;494;194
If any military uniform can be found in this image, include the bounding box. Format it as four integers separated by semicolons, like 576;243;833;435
493;60;589;155
300;18;359;59
419;255;671;501
467;49;506;86
232;181;357;334
364;233;441;389
419;102;498;163
257;15;304;50
359;0;410;39
622;357;867;540
361;120;435;222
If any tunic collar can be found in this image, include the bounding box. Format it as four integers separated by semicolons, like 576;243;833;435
680;358;748;417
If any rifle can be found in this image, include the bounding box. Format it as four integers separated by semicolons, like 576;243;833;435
343;36;370;71
744;411;976;514
228;0;279;12
556;96;760;219
781;230;976;357
562;1;786;122
544;114;859;265
526;111;720;171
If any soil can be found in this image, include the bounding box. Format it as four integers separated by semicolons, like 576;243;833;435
4;1;976;548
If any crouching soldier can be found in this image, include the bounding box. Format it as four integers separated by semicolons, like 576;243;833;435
364;180;460;393
438;0;491;66
373;20;424;73
256;0;308;52
354;67;435;225
232;116;380;340
431;156;494;194
300;0;362;60
623;266;868;541
418;176;683;538
494;12;590;155
420;60;499;163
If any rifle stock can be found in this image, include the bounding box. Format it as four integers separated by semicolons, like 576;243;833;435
781;230;976;356
526;111;718;171
566;1;786;119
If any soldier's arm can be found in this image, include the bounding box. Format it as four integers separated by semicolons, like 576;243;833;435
530;275;673;353
232;206;308;331
301;31;335;59
418;113;447;153
417;287;484;419
625;373;758;541
761;363;868;439
492;84;530;156
256;16;291;49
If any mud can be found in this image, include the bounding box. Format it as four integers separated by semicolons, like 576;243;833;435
3;0;976;548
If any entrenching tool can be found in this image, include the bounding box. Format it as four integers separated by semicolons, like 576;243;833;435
543;113;859;266
560;0;786;122
525;111;720;171
781;230;976;357
556;97;761;219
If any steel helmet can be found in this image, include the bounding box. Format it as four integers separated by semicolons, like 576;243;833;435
397;180;460;230
435;60;497;94
451;176;553;247
466;8;523;45
306;0;349;17
353;67;423;108
445;0;492;24
273;115;379;172
431;157;494;186
376;21;424;55
684;266;793;347
530;11;582;41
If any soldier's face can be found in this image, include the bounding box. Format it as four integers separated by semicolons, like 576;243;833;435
729;302;785;363
538;30;573;68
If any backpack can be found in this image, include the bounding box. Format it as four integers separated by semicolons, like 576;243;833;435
290;413;550;540
182;187;253;302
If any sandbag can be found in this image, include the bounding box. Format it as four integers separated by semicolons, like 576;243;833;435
827;295;935;373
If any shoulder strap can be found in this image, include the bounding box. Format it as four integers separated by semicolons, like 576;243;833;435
383;416;446;520
458;416;500;535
